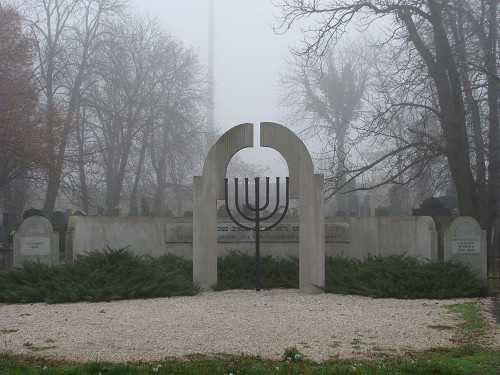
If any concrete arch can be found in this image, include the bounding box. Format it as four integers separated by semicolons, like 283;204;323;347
193;124;253;288
193;122;324;293
261;122;324;292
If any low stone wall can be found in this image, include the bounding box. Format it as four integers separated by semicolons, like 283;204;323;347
66;216;437;261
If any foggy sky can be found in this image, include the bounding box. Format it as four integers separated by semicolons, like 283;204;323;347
133;0;302;176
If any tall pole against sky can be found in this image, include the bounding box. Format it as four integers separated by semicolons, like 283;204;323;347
207;0;215;135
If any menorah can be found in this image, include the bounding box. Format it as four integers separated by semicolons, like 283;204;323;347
224;176;289;291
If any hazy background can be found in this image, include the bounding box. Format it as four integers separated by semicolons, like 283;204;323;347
133;0;303;175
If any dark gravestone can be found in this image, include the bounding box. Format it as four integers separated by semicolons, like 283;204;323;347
2;212;11;233
375;206;390;216
73;210;88;216
334;210;346;217
51;211;67;230
23;208;44;220
412;197;451;217
65;209;72;220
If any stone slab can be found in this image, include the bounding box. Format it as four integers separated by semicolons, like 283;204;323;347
451;236;480;254
166;223;350;243
20;237;51;256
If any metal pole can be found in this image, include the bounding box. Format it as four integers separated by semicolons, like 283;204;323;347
255;177;260;291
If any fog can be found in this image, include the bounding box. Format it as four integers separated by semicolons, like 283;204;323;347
133;0;302;176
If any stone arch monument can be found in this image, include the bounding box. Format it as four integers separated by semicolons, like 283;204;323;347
193;122;325;293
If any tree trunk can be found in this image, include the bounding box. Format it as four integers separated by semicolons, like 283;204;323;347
129;127;150;215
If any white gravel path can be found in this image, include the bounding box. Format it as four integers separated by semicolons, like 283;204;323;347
0;290;496;363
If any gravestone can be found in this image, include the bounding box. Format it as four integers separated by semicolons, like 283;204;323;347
491;217;500;281
360;205;371;217
52;211;67;230
23;208;44;220
412;197;451;217
13;216;59;267
193;122;324;293
444;216;487;278
2;212;12;233
348;193;359;217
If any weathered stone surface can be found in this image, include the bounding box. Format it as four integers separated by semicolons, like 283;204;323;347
13;216;59;266
166;222;349;243
444;216;487;278
193;122;325;293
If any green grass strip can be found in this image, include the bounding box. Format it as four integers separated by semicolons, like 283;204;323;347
2;349;500;374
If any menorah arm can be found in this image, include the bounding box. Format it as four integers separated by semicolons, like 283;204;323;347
259;177;270;211
261;177;284;221
244;178;255;210
225;178;254;230
263;177;290;231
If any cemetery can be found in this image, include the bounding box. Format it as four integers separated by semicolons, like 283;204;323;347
1;0;499;371
2;123;493;288
0;123;497;372
6;123;487;289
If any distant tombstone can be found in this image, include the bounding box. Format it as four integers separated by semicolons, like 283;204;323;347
360;205;371;217
73;210;88;216
444;216;487;278
451;208;460;217
490;217;500;262
183;211;193;217
348;193;360;217
97;207;105;216
51;211;66;230
65;209;72;221
23;208;44;220
336;194;348;213
334;210;346;217
375;206;390;217
2;212;11;233
13;216;59;267
412;197;451;217
493;217;500;262
389;186;402;215
363;194;371;207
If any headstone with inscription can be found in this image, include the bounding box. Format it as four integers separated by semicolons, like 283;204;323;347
13;216;59;267
444;216;486;278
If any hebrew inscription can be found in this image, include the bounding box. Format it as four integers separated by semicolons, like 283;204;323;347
167;223;349;243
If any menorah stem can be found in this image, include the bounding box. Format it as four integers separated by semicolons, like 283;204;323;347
224;176;289;292
255;177;261;292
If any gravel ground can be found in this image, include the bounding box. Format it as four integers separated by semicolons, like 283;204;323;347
0;290;498;363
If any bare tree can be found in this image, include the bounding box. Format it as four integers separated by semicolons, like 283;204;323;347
149;41;206;216
20;0;125;216
280;43;367;208
276;0;499;230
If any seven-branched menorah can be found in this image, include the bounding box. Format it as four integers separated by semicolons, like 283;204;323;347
224;177;289;291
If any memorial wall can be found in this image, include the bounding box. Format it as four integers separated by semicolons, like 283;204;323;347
66;216;437;262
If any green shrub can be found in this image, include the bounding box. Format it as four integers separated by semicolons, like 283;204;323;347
323;253;489;299
0;247;199;303
213;250;298;290
0;249;489;303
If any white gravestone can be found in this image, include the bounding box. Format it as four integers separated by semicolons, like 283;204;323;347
444;216;486;279
13;216;59;267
